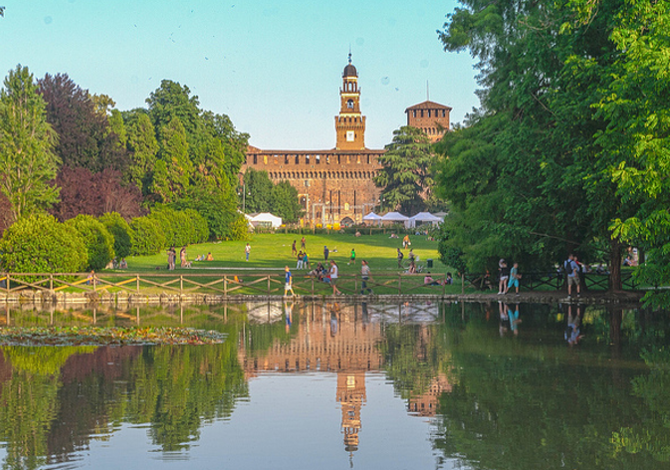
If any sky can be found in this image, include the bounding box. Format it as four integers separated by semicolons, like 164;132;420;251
0;0;479;150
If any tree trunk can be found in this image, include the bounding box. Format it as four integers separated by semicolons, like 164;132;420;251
609;238;623;292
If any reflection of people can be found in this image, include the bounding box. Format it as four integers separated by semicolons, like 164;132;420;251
499;301;509;336
508;304;521;335
284;301;293;333
361;260;373;295
330;303;339;337
284;266;295;297
565;305;584;346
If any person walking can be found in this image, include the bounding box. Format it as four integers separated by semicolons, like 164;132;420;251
397;248;404;268
324;246;329;261
301;236;306;249
349;248;356;265
567;253;581;298
245;243;251;261
329;259;342;295
292;240;297;256
284;266;295;297
507;262;521;295
360;260;373;295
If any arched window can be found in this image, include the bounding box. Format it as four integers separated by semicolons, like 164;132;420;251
347;99;354;109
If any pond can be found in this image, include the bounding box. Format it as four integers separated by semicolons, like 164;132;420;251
0;300;668;469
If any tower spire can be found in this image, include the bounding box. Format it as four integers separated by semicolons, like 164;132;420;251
348;46;352;64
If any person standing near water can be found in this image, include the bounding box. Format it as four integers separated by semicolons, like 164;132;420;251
284;266;295;297
329;260;342;295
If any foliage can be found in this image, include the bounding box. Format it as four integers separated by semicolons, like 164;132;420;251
65;214;115;270
434;0;635;285
152;117;191;203
175;186;242;240
98;212;132;259
124;110;158;194
0;213;87;275
147;206;209;247
271;180;303;223
374;126;438;214
228;213;251;241
0;64;60;224
129;216;165;256
589;0;670;306
242;168;273;213
52;166;143;221
38;72;126;172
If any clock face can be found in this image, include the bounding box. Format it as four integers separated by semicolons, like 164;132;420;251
346;131;355;142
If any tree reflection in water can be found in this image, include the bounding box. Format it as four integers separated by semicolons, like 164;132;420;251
0;301;667;469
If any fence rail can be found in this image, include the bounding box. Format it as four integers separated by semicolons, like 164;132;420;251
462;271;637;291
0;272;454;298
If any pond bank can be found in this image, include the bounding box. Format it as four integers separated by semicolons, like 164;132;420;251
0;289;644;306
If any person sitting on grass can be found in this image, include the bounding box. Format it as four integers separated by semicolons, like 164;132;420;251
206;252;213;261
445;272;453;285
119;258;128;269
424;272;440;286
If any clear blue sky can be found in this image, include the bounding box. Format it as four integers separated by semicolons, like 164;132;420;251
0;0;478;150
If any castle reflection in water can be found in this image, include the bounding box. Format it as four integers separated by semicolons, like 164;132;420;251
240;300;452;452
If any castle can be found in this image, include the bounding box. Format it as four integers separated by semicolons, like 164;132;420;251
243;55;451;226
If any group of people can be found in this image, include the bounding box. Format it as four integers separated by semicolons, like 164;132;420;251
497;259;521;295
166;246;191;270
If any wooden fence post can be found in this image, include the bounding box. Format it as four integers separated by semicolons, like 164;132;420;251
180;275;183;296
136;274;140;295
267;275;271;295
224;275;228;297
6;274;10;295
49;273;54;293
311;277;315;296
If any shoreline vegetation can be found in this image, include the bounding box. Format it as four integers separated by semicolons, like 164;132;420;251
0;326;226;346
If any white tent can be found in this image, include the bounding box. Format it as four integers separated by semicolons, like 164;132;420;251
381;211;410;228
247;212;283;229
381;211;409;222
363;212;383;226
407;212;443;228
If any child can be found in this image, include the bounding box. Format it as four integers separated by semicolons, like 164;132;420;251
349;248;356;265
284;266;295;297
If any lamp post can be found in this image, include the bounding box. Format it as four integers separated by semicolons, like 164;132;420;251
239;183;250;213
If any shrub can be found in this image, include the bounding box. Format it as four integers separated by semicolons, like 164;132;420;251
228;214;250;241
65;215;115;270
98;212;132;258
0;213;88;276
148;207;210;247
182;209;209;243
130;217;165;255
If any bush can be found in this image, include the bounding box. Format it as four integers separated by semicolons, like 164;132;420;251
99;212;132;258
148;206;210;247
130;217;165;255
228;214;250;241
65;215;115;270
0;213;88;276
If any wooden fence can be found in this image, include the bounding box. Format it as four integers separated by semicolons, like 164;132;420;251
0;272;455;298
462;271;637;291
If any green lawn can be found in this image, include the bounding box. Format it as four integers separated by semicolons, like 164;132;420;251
125;232;447;276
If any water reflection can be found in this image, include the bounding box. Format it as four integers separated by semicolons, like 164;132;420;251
0;301;667;469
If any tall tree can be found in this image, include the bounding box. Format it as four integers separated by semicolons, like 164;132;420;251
0;65;60;223
374;126;436;214
151;117;191;203
242;168;273;213
434;0;631;287
146;80;202;151
124;111;159;195
38;73;126;172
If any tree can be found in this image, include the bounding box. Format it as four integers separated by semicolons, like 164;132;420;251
374;126;437;214
146;80;202;151
51;166;143;221
151;118;191;203
271;181;302;223
124;111;159;194
98;212;132;259
0;65;60;224
38;73;126;172
434;0;631;286
242;168;273;213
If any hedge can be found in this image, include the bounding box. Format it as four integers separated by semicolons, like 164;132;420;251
65;215;115;270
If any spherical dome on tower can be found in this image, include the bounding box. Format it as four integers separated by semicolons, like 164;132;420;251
343;52;357;77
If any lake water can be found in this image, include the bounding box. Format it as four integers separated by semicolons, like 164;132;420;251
0;300;668;469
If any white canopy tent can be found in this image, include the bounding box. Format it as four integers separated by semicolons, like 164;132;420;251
363;212;383;226
381;211;410;228
246;212;283;229
407;212;443;228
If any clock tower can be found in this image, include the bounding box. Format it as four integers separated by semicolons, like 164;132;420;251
335;53;366;150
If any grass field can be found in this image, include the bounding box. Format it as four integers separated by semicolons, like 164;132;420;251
125;232;448;276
